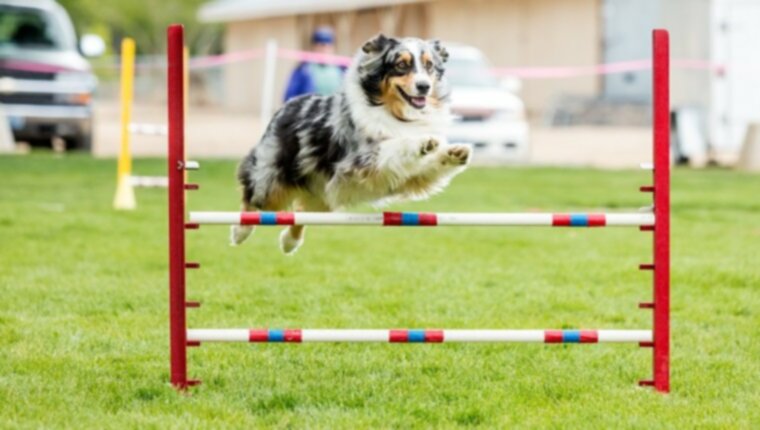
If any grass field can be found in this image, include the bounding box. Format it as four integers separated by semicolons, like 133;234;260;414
1;153;759;429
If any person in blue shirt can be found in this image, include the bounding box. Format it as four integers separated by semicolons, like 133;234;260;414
284;27;345;101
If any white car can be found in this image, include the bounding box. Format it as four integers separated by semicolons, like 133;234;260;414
445;44;529;163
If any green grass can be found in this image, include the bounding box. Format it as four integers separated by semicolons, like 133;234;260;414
1;153;759;429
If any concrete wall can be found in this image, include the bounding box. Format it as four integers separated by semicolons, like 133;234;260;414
602;0;658;101
661;0;711;109
428;0;602;116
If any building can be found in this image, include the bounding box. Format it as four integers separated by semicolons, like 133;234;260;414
199;0;760;156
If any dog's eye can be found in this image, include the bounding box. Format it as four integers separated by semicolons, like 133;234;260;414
395;62;411;72
424;61;434;72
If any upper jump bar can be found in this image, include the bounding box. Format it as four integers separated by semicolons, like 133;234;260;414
188;211;655;227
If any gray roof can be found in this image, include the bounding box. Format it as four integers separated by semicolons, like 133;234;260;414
198;0;430;23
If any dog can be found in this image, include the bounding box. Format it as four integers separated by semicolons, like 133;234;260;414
232;34;471;254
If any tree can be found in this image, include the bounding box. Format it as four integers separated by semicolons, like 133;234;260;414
57;0;221;55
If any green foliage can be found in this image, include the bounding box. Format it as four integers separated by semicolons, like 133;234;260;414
0;154;759;428
56;0;221;54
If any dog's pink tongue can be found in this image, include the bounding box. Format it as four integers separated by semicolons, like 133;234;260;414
411;97;426;108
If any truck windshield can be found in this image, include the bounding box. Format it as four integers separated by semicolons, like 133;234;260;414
0;5;64;50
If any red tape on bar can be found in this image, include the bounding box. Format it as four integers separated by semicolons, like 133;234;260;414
425;330;444;342
383;212;402;226
284;329;302;343
240;213;260;225
587;214;606;227
544;330;563;343
579;330;598;343
389;330;408;342
248;329;268;342
276;212;295;225
552;214;571;226
419;213;438;226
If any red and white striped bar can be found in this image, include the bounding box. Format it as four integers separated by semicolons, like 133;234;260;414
188;212;654;227
187;329;652;343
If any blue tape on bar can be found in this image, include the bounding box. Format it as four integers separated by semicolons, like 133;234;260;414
268;329;285;342
401;213;419;226
562;330;581;343
570;214;589;227
408;330;426;342
260;212;277;225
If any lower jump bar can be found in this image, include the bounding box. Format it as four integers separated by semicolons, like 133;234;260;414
188;212;654;227
187;329;652;343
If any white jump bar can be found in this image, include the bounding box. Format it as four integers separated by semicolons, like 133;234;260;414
187;329;653;343
130;175;168;188
188;211;655;227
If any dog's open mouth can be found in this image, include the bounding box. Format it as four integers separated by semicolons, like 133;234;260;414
396;86;427;109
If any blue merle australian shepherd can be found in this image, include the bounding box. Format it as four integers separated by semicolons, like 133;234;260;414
232;34;471;254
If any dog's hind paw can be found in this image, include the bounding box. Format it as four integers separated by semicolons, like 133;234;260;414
230;225;254;246
279;229;304;255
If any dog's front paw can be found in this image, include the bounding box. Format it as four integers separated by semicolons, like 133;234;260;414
419;137;440;156
442;144;472;166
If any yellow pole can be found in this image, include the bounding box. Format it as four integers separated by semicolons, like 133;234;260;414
113;38;137;210
183;46;189;200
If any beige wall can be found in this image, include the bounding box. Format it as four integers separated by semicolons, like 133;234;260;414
428;0;601;116
224;17;299;111
222;0;602;116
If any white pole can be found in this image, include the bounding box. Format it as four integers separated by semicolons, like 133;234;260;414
130;176;169;188
188;329;249;342
260;38;278;125
128;122;168;137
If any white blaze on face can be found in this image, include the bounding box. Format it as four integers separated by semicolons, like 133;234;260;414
398;39;430;97
410;39;432;96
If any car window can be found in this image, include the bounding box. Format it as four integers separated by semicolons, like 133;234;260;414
447;57;498;88
0;5;62;50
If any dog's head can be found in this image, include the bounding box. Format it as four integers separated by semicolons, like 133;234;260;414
356;34;449;121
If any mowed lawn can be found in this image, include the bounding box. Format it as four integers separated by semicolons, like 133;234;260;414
1;153;759;429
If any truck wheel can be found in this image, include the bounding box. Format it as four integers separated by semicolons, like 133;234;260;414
67;132;92;152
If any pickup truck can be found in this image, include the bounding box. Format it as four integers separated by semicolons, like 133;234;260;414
0;0;104;150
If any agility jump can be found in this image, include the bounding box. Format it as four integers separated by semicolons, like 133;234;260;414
166;25;670;393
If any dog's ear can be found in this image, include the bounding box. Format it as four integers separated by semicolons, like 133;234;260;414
362;34;392;54
429;39;449;63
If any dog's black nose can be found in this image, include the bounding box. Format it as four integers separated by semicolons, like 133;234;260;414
416;82;430;95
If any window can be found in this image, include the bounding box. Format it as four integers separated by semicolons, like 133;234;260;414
0;6;62;50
